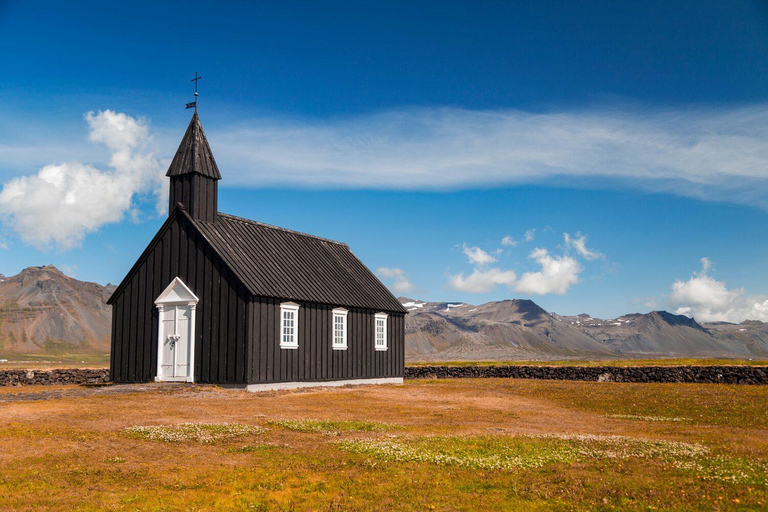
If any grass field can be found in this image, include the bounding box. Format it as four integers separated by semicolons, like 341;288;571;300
0;353;110;369
0;379;765;510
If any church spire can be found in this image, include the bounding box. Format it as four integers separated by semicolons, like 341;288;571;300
166;112;222;179
167;112;221;222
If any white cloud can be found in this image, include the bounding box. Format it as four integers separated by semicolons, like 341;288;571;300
6;104;768;211
524;229;536;242
514;248;582;295
448;247;583;295
60;264;78;278
0;110;165;250
377;267;416;294
205;104;768;210
447;267;517;294
564;232;604;260
670;258;768;323
501;235;518;247
462;244;496;265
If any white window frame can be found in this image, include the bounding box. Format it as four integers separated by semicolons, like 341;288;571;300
280;302;300;349
374;312;388;351
332;308;348;350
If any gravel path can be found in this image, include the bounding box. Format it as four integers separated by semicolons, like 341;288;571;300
0;383;213;403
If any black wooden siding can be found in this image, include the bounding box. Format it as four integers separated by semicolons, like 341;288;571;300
169;173;218;223
110;214;249;384
247;299;405;383
110;211;406;385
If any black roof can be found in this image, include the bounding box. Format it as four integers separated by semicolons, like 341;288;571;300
190;211;407;313
166;112;222;179
111;112;405;314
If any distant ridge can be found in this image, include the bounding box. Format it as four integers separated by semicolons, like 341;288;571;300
1;269;766;361
0;266;114;356
401;297;768;361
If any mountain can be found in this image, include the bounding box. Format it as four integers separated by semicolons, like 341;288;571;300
1;267;766;362
0;266;115;355
402;298;768;361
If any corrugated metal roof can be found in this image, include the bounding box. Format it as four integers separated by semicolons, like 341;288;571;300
166;112;222;179
191;212;407;313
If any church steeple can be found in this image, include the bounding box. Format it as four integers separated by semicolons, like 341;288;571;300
167;112;221;222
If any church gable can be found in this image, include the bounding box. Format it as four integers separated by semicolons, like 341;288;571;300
109;208;250;383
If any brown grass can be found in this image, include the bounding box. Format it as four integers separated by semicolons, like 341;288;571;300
0;379;765;510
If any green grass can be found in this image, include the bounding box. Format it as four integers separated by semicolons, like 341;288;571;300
0;353;110;368
336;434;766;486
268;419;398;435
225;444;280;454
124;423;266;444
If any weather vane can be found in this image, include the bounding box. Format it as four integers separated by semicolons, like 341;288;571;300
186;71;202;112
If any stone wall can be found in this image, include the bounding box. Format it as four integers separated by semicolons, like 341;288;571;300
405;365;768;385
2;365;766;387
0;369;110;387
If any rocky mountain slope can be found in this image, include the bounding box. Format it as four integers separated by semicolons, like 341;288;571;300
402;298;768;361
1;266;766;362
0;266;115;355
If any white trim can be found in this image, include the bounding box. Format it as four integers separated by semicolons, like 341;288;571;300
332;308;348;350
374;312;388;351
280;302;300;349
229;377;404;393
155;276;199;305
155;277;198;383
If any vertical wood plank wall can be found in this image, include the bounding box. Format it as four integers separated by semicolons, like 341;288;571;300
169;174;218;223
110;216;406;385
110;216;249;383
247;299;405;383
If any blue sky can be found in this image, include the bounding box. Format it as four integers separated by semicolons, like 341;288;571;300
1;1;768;321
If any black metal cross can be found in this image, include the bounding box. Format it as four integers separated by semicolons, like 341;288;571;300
186;72;202;111
191;71;202;97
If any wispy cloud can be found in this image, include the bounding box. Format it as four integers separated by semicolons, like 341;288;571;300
447;267;517;294
501;235;518;247
462;244;496;266
564;232;604;261
208;104;768;210
524;229;536;242
377;267;416;294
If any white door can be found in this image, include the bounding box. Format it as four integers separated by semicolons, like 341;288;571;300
160;305;192;381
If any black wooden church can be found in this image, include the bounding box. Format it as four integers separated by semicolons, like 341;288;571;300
108;113;406;390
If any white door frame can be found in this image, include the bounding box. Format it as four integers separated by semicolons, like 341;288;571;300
154;277;199;383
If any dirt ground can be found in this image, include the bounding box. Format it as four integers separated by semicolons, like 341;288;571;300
0;379;765;510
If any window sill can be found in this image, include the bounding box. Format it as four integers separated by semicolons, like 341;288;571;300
332;346;348;351
375;346;388;351
280;345;299;350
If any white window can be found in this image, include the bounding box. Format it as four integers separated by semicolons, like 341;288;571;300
374;312;388;351
332;308;348;350
280;302;300;349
